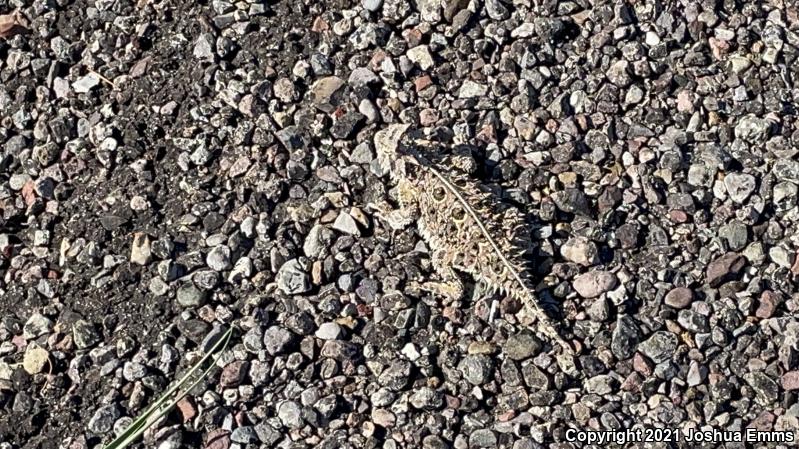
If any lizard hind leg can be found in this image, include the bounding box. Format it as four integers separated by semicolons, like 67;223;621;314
368;200;419;231
415;261;465;301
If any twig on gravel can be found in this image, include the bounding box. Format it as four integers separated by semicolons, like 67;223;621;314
87;68;118;90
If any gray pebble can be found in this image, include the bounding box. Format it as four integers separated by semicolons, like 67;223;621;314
193;33;216;60
719;220;748;251
686;361;707;386
276;259;311;294
176;283;208;308
122;362;147;381
277;401;303;428
551;188;591;215
231;426;259;444
458;355;494;385
315;322;344;340
585;375;615;395
73;320;101;349
263;326;295;355
560;237;599;266
458;80;488;99
73;73;100;94
611;315;640;359
206;245;232;271
332;211;361;236
410;386;443;409
469;429;497;448
23;313;53;340
503;331;542;360
362;0;382;12
638;331;678;363
724;173;756;203
677;309;710;333
88;404;120;434
734;115;771;143
378;360;412;391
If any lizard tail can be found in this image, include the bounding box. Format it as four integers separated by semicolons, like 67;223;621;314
514;289;574;355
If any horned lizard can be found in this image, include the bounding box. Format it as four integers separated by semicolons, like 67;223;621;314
371;124;572;353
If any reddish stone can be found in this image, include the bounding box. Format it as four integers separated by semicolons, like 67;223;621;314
575;114;590;131
197;305;216;323
219;360;248;387
706;252;746;287
356;303;372;317
497;410;516;422
789;6;799;24
176;396;197;423
669;210;689;223
632;352;653;376
204;429;230;449
311;17;328;32
402;28;423;47
444;395;460;409
756;291;781;319
21;180;36;206
748;411;775;431
12;335;26;350
708;37;731;60
669;387;682;407
54;333;73;351
781;371;799;391
476;123;496;143
68;435;88;449
419;109;439;127
620;372;643;392
369;50;387;71
0;237;11;258
545;119;559;134
414;75;433;92
627;139;644;153
442;306;463;323
234;410;247;426
500;296;522;314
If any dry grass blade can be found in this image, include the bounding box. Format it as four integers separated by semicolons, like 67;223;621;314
101;326;233;449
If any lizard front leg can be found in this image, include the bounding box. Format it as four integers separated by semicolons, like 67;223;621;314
368;200;419;230
412;252;465;301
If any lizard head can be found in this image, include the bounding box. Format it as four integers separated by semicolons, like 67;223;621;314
374;124;411;176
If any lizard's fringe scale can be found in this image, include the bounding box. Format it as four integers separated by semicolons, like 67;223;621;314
417;162;572;353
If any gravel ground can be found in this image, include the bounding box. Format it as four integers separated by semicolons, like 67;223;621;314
1;0;799;448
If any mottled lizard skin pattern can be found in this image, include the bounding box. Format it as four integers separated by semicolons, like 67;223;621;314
374;124;571;353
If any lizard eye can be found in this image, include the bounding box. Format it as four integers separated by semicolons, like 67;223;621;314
432;186;447;202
